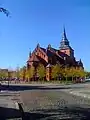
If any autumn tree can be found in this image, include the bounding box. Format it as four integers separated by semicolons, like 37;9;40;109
37;64;46;81
15;67;20;79
19;66;26;80
79;69;85;78
51;64;63;80
25;66;34;82
62;66;70;82
68;67;77;81
84;71;90;78
73;67;83;79
0;70;8;80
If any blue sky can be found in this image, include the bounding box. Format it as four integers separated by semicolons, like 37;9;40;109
0;0;90;71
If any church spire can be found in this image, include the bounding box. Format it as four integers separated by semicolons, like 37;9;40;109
60;26;69;50
37;43;40;48
59;27;74;57
29;50;31;57
62;26;68;41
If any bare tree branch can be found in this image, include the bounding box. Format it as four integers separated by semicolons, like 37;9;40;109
0;7;10;16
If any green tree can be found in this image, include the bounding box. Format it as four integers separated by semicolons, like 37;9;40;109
25;66;34;82
0;70;8;80
16;67;20;79
62;66;70;82
68;67;77;81
85;71;90;78
4;71;8;79
70;67;85;82
19;66;26;80
11;71;16;79
51;64;63;80
76;68;85;79
37;64;46;80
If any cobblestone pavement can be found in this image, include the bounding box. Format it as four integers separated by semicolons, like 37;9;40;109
20;90;90;120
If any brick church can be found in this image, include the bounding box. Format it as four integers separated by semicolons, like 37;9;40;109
27;28;83;80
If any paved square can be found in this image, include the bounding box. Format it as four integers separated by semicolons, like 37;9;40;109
20;89;90;119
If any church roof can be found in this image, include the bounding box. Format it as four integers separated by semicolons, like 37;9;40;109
60;46;74;51
77;59;83;66
40;47;46;53
27;53;39;62
38;46;65;60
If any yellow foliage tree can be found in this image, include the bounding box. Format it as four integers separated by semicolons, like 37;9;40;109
25;66;34;82
19;66;26;80
51;64;63;80
37;64;46;80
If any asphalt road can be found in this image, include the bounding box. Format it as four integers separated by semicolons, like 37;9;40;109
16;82;90;120
1;82;90;119
20;90;90;120
0;91;22;119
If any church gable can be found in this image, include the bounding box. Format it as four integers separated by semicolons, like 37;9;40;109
27;44;48;66
35;45;48;63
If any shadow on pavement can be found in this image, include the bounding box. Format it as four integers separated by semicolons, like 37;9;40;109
0;106;90;120
0;106;21;120
1;84;84;91
23;106;90;120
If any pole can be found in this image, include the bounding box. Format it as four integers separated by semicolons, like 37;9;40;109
8;71;10;88
8;78;9;87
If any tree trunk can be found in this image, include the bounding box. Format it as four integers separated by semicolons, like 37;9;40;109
66;76;67;82
28;78;29;83
72;76;73;82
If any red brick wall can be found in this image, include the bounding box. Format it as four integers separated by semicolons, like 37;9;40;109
36;48;48;62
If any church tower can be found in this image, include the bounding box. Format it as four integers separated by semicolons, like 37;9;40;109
59;27;74;58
